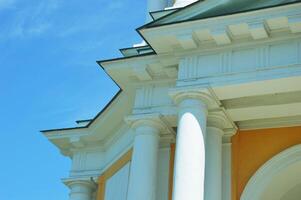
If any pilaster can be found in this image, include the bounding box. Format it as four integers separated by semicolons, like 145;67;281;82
126;114;172;200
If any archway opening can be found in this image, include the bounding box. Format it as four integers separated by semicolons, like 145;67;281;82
241;144;301;200
260;160;301;200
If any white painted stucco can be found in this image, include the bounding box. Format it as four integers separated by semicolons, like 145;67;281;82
42;1;301;200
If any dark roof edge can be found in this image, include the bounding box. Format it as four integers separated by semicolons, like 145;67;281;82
119;45;149;52
41;59;125;133
139;0;301;30
41;1;166;134
40;90;122;133
97;52;156;64
150;7;179;21
43;53;157;133
76;119;93;124
138;0;202;30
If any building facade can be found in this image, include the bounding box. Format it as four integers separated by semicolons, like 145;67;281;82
42;0;301;200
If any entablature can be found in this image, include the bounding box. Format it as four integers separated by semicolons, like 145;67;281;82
140;2;301;54
176;38;301;87
99;54;179;90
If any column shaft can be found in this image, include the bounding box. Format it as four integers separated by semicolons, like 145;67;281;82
69;181;94;200
127;125;160;200
222;143;232;200
173;99;207;200
205;127;223;200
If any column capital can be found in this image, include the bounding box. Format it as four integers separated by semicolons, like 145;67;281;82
125;113;175;136
222;134;233;145
207;109;237;133
169;86;220;109
63;178;97;190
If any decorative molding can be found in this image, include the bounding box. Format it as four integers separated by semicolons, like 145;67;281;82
249;23;269;40
212;30;231;45
134;84;174;110
133;65;153;81
207;112;228;130
63;178;97;190
238;115;301;130
125;113;175;136
134;85;154;108
169;86;220;109
207;108;238;134
70;136;85;148
178;40;301;81
176;33;198;50
142;3;301;53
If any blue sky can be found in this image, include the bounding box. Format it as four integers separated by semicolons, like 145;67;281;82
0;0;145;199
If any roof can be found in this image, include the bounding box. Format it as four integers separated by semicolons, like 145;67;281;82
191;0;301;20
42;0;301;133
120;45;154;57
143;0;301;28
41;89;122;133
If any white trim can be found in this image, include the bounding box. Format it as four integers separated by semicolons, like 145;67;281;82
241;144;301;200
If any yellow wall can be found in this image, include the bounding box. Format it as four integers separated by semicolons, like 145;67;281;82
97;149;133;200
232;126;301;199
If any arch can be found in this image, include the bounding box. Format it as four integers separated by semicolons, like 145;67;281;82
241;144;301;200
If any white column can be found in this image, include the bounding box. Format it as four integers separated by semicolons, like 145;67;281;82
127;121;161;200
222;141;232;200
68;180;95;200
173;98;208;200
205;126;223;200
146;0;168;22
173;0;198;8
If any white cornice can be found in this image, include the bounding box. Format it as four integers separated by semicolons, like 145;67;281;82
141;3;301;54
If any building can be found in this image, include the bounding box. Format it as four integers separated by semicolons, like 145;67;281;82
41;0;301;200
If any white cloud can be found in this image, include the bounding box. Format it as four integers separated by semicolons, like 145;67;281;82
1;0;59;39
56;1;123;38
1;0;124;40
0;0;15;10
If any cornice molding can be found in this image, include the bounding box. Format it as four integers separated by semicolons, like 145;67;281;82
141;3;301;54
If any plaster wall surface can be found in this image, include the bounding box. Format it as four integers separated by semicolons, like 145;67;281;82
104;162;131;200
70;126;134;178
